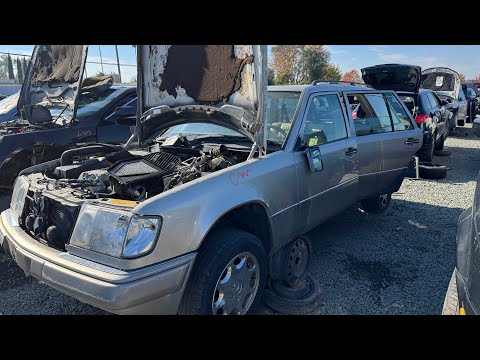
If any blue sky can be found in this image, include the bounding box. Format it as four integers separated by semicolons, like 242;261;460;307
2;45;480;81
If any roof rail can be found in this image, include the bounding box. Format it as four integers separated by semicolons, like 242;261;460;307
311;80;372;88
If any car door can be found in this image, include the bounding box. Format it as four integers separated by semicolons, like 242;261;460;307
293;92;359;233
97;95;137;145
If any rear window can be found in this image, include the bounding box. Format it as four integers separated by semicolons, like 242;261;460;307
421;72;456;92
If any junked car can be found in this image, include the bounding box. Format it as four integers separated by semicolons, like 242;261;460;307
362;64;450;162
0;45;422;315
0;91;20;123
421;67;468;130
0;45;138;190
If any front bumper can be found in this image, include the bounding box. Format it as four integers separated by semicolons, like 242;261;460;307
0;209;196;314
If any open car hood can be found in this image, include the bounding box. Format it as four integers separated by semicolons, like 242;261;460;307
421;67;460;99
18;45;88;123
136;45;267;145
361;64;422;94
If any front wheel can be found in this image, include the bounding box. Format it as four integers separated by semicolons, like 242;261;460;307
178;228;267;315
361;193;392;214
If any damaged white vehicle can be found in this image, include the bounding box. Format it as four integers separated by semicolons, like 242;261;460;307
0;45;422;315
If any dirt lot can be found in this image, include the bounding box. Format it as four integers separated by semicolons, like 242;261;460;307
0;123;479;315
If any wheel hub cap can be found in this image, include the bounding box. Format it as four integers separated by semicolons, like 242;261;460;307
212;252;260;315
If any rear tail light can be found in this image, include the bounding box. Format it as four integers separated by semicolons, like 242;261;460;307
352;111;357;119
415;114;429;123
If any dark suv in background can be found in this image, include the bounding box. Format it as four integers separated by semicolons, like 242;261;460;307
361;64;450;162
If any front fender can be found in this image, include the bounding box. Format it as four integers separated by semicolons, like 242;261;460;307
133;151;298;263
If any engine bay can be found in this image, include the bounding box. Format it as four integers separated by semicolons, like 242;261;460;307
33;136;248;202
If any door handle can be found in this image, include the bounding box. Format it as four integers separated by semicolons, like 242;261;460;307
345;147;358;156
405;138;420;145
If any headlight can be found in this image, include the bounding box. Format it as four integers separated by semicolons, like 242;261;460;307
69;204;161;258
11;176;29;219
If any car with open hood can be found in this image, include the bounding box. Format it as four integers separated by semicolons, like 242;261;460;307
362;64;451;162
0;45;138;190
0;46;422;315
421;67;468;130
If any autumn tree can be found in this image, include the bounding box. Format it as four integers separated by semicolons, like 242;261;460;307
459;73;466;83
270;45;341;85
341;69;363;84
0;55;8;78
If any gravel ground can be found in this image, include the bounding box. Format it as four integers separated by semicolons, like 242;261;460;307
0;123;478;315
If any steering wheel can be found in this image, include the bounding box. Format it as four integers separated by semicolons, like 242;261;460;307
268;123;289;138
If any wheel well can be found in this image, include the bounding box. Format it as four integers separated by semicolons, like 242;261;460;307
0;145;65;188
210;203;272;255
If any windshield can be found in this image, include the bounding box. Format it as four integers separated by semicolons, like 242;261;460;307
0;92;19;115
160;123;244;139
265;91;301;144
75;88;119;118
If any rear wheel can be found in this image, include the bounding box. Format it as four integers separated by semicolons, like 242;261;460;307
178;227;267;315
361;193;392;214
435;133;445;151
418;140;435;162
449;114;457;132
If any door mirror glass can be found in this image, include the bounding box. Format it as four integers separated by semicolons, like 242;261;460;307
305;146;323;172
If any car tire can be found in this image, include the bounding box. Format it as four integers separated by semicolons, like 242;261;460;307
178;227;267;315
418;141;435;162
442;270;459;315
449;114;457;132
262;275;321;315
435;134;445;151
361;193;392;214
418;162;447;180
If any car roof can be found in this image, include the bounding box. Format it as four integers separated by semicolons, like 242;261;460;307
268;84;378;93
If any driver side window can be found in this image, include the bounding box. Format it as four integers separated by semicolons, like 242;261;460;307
302;94;347;146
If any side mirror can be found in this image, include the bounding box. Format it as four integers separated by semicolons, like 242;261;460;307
115;106;135;117
305;146;324;172
473;118;480;138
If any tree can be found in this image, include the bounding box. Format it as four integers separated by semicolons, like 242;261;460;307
267;67;275;85
459;73;466;83
16;58;24;84
7;54;14;80
341;69;363;84
270;45;340;85
22;57;28;76
323;64;342;81
0;55;8;78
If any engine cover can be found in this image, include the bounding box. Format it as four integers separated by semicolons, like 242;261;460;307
108;151;181;201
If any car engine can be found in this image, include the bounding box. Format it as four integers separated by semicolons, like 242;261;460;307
18;141;245;250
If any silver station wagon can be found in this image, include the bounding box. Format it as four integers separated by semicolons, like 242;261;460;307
0;45;422;315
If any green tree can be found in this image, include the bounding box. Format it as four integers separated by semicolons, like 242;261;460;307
267;67;275;85
270;45;340;85
7;54;14;80
0;55;8;78
16;58;24;84
22;57;28;76
323;64;342;81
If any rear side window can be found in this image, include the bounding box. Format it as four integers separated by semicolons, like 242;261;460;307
302;94;347;146
427;92;439;108
349;93;392;136
384;93;414;131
